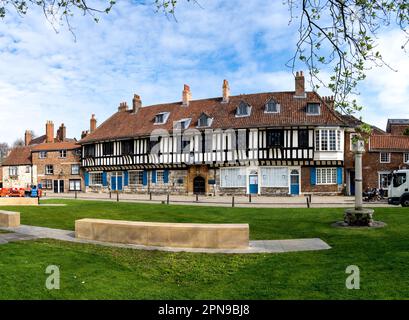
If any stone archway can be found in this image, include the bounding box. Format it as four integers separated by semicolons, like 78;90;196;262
193;176;206;195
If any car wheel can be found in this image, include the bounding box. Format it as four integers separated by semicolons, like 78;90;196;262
402;198;409;207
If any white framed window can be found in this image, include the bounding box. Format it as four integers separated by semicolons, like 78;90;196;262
156;170;164;183
129;171;144;185
45;165;54;175
41;179;52;189
25;166;30;173
380;152;391;163
235;102;251;117
71;164;80;175
89;172;103;185
315;129;342;151
378;172;391;189
307;103;320;115
316;168;337;185
265;100;280;113
261;167;288;187
69;179;81;191
404;153;409;163
59;150;67;158
9;166;18;176
220;168;246;187
39;151;47;159
154;112;170;124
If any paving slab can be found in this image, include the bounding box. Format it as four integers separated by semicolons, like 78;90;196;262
0;225;331;254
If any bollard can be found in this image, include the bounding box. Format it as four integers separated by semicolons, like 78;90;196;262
196;194;199;202
167;193;170;205
75;190;77;199
232;196;235;208
116;191;119;202
306;196;310;208
109;192;112;199
249;193;252;203
149;192;152;201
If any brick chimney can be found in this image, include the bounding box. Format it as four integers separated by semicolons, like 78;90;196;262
222;80;230;103
57;123;66;141
132;94;142;113
182;84;191;106
118;102;128;112
323;96;335;109
294;71;306;98
24;130;32;146
90;114;97;133
46;121;54;143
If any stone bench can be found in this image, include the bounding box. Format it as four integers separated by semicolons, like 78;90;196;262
0;197;38;206
0;210;20;227
75;219;249;249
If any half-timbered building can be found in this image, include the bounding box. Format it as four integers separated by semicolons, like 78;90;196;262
80;72;348;195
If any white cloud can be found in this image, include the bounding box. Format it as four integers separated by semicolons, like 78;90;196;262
0;0;407;144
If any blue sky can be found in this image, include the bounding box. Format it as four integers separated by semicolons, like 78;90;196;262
0;0;408;144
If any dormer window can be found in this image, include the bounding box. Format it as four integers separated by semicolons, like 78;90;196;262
154;112;170;124
197;113;212;127
236;101;251;117
174;118;191;130
265;100;280;113
307;103;320;115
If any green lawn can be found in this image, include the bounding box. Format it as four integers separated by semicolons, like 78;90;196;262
0;199;408;299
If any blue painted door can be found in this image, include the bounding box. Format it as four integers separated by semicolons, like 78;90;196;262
111;172;123;191
249;175;258;194
111;176;117;191
117;176;123;191
290;170;300;195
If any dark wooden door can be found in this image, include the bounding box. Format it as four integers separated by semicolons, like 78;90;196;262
193;176;206;194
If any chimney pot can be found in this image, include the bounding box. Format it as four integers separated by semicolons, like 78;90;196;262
222;80;230;103
294;71;305;98
24;130;32;146
90;114;97;133
182;84;191;106
132;94;142;113
45;121;54;143
118;102;128;112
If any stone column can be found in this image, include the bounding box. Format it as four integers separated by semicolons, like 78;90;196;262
344;138;374;226
354;151;363;210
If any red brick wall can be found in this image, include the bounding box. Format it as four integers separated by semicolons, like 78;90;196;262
388;124;409;135
32;149;83;192
301;166;342;195
344;132;409;190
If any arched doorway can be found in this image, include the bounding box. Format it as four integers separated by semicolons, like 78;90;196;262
193;176;206;194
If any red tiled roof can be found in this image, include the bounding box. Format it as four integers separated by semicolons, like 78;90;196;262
370;135;409;151
80;91;347;143
31;141;80;151
1;147;32;166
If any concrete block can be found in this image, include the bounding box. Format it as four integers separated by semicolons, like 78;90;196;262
75;219;249;249
0;210;20;227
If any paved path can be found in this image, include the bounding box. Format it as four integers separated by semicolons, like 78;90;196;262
0;225;331;254
43;193;391;208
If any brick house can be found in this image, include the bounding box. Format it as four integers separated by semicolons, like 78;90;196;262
344;118;409;195
31;121;83;193
80;72;351;196
1;121;83;193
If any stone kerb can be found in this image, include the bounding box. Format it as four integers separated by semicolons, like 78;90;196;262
75;219;249;249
